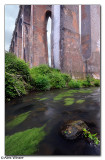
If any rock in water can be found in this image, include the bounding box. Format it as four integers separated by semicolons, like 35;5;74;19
61;120;88;140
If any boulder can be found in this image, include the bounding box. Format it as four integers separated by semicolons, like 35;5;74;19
61;120;88;140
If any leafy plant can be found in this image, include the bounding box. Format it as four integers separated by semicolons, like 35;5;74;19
31;75;51;91
83;128;100;145
93;79;100;87
68;79;81;88
50;72;66;89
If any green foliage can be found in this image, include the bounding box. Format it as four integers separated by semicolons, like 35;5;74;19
5;52;100;101
30;65;69;90
61;73;71;83
5;72;26;99
80;80;91;87
6;111;31;129
83;128;100;145
5;52;30;81
68;80;81;88
5;52;32;100
50;72;66;89
5;125;46;155
31;75;51;91
93;79;100;87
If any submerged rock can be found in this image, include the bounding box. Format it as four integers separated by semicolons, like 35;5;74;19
61;120;88;140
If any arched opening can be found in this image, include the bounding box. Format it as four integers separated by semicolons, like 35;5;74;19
46;11;52;67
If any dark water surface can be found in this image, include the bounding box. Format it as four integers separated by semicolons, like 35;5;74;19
5;87;100;155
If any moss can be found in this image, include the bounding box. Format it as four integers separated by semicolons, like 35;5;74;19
5;125;46;155
76;99;85;104
64;98;75;106
40;97;48;101
6;111;31;129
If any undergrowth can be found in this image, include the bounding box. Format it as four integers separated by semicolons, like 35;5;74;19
5;52;100;101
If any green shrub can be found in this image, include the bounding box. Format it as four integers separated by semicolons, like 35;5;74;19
93;79;100;87
5;52;30;81
5;72;26;99
68;79;81;88
32;75;51;91
61;73;71;83
30;64;51;76
5;52;33;100
50;72;66;89
81;80;91;87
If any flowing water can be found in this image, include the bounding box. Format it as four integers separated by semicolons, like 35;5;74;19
5;87;100;155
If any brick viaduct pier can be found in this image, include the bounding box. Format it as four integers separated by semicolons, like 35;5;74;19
9;5;100;79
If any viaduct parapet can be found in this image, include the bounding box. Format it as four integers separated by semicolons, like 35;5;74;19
9;5;100;79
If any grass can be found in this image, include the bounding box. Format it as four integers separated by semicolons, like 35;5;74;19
64;98;75;106
83;128;100;145
76;99;85;104
5;125;46;155
6;111;31;129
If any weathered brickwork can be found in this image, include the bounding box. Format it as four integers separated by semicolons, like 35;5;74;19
81;5;100;79
60;5;84;78
9;5;100;79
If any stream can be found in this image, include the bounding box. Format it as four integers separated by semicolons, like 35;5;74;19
5;87;100;155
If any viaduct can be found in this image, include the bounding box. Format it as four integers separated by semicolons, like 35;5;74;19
9;5;100;79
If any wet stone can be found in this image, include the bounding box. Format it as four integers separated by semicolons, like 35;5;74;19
61;120;88;140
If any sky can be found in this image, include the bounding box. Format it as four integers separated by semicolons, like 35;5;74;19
5;5;19;51
5;5;51;57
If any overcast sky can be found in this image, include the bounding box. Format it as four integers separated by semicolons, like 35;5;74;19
5;5;19;51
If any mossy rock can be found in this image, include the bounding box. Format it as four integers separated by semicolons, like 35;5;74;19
61;120;88;140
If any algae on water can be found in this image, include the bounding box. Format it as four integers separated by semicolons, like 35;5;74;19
78;89;93;94
5;125;46;155
6;111;31;129
76;99;85;104
64;98;75;106
54;92;73;101
40;97;48;101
